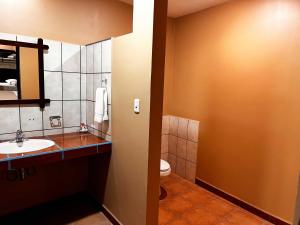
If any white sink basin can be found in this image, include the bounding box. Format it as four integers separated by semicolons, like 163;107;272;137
0;139;55;154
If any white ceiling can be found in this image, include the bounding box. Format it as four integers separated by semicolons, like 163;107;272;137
119;0;230;18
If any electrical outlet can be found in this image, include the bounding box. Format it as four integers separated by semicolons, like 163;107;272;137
49;116;62;128
27;116;36;121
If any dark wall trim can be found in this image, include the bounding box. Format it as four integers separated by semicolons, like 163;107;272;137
16;46;21;99
0;99;50;105
0;39;48;50
37;38;46;108
195;178;290;225
101;206;120;225
0;38;49;109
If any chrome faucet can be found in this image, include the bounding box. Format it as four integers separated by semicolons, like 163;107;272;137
15;130;25;143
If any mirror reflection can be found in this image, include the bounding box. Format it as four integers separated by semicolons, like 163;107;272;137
0;45;39;100
0;45;17;100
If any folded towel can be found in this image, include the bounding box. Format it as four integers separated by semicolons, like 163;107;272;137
5;79;17;86
94;87;109;123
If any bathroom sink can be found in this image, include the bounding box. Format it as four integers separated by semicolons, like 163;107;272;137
0;139;55;154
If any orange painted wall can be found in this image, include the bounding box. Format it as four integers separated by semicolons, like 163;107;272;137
164;0;300;222
0;0;132;45
163;18;175;115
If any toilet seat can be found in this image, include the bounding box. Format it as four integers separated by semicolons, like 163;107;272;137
160;159;171;176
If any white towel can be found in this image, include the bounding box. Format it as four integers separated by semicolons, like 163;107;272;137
94;88;109;123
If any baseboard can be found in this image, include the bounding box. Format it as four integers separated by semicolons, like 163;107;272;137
101;204;122;225
195;178;290;225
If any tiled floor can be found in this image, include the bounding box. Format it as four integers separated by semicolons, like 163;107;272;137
159;173;273;225
0;193;112;225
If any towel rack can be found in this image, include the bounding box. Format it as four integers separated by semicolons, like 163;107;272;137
101;78;108;87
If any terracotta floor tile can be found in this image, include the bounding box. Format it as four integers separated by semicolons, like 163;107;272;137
204;198;236;217
167;218;191;225
159;173;269;225
181;189;215;207
225;209;264;225
214;219;235;225
181;207;221;225
163;181;191;197
160;197;195;214
159;208;176;225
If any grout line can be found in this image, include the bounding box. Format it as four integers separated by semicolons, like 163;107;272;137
18;104;22;131
60;42;64;133
92;45;95;101
44;70;81;74
80;45;82;124
85;37;111;47
84;72;111;75
100;42;103;133
1;41;111;140
168;133;198;144
168;152;197;165
41;105;45;137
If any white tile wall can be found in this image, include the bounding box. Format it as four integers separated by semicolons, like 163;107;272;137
187;141;198;163
20;106;43;131
93;42;102;73
64;127;80;134
63;101;80;127
17;35;37;43
93;74;102;101
176;157;186;178
63;73;80;100
169;116;179;136
186;161;197;182
81;101;87;124
62;43;80;73
44;71;62;100
0;33;112;142
162;115;170;135
102;73;112;104
44;40;62;71
86;74;93;101
25;130;44;138
0;106;20;134
81;74;87;100
43;101;63;130
188;120;199;142
85;40;112;140
87;45;94;73
101;105;112;135
0;133;18;141
102;40;112;73
161;135;168;154
168;135;177;155
44;129;63;136
0;33;16;41
177;138;187;159
178;118;188;139
86;101;94;128
81;46;87;73
161;115;199;183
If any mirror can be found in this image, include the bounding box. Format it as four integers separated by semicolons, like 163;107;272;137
0;45;39;100
19;47;40;99
0;38;49;108
0;45;17;100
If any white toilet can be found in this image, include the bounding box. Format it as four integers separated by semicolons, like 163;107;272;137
160;159;171;177
160;159;171;200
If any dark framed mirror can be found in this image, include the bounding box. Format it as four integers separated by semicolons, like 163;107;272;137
0;38;50;108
